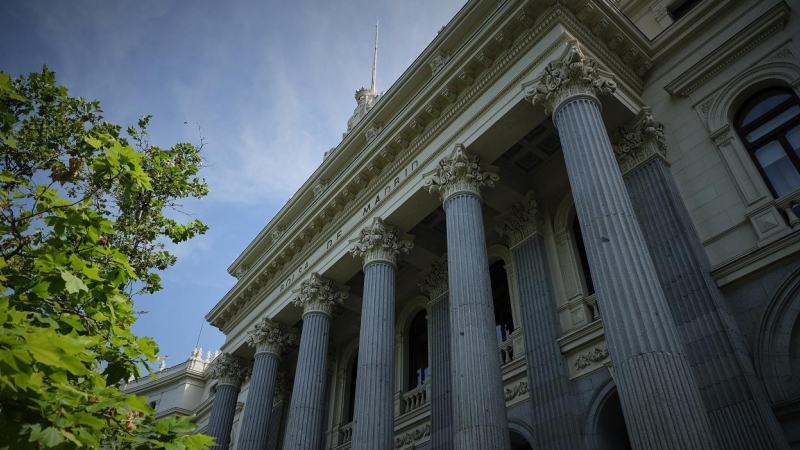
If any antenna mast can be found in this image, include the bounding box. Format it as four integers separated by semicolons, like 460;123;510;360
370;21;379;93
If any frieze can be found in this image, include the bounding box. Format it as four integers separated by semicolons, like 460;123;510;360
394;424;431;449
574;347;609;371
504;381;528;400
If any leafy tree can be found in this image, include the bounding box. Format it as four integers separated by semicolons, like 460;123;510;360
0;67;214;449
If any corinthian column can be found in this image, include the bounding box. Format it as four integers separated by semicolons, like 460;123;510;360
425;145;511;450
207;354;251;450
418;255;453;450
348;218;413;450
237;319;296;450
283;273;349;450
525;41;715;449
494;192;582;449
612;111;790;449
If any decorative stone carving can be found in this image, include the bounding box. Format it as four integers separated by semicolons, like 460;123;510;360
441;87;457;102
273;371;291;405
380;148;396;162
494;191;542;247
429;52;450;75
292;273;349;317
504;381;529;400
611;107;667;175
207;353;251;387
418;254;448;300
246;317;297;356
476;52;493;68
365;122;383;143
592;18;609;36
349;217;414;267
517;11;534;28
313;180;328;198
394;424;431;449
495;33;513;49
574;347;609;371
271;227;285;242
394;135;409;149
233;265;249;279
426;104;441;118
524;41;616;115
424;144;499;202
410;119;426;134
607;34;623;50
459;71;475;86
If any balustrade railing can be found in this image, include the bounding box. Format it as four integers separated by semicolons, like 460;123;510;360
402;378;430;413
499;337;515;365
340;421;353;444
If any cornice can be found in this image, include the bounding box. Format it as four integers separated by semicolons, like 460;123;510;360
207;0;652;331
664;3;791;96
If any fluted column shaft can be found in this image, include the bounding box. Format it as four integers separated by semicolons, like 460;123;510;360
238;352;280;450
351;261;396;450
625;157;789;449
282;313;332;449
512;235;582;449
429;293;454;450
554;95;715;449
445;192;511;450
208;383;241;450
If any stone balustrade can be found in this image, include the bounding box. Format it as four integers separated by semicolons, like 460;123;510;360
402;378;430;413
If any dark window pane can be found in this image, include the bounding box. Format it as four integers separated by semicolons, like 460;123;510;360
754;141;800;197
741;92;792;127
408;311;429;388
573;217;595;296
745;105;800;143
787;124;800;158
490;261;514;344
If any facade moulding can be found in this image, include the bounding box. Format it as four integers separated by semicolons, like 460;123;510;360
207;2;650;332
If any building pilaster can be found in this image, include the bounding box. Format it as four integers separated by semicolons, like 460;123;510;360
425;145;511;450
283;273;349;450
238;318;296;450
207;354;251;450
418;254;453;450
348;218;413;450
525;41;716;449
613;111;790;449
494;192;582;449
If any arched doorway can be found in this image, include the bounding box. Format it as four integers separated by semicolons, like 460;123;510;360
595;389;632;450
510;431;533;450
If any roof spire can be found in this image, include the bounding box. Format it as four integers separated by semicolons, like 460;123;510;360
370;20;378;93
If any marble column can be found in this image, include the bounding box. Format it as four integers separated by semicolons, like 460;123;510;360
237;319;296;450
425;146;511;450
612;111;790;449
207;354;251;450
495;193;582;449
418;255;454;450
283;273;349;450
348;218;413;450
525;41;716;449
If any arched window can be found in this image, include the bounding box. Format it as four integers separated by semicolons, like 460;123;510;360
573;216;595;296
490;261;514;344
347;356;357;422
734;87;800;198
407;311;429;389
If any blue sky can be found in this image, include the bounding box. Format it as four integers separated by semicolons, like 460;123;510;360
1;0;466;368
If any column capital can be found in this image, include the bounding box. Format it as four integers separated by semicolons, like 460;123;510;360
424;144;499;204
524;40;616;116
246;318;297;357
494;191;543;248
418;254;448;302
292;273;349;318
349;217;414;267
612;107;668;175
207;353;251;387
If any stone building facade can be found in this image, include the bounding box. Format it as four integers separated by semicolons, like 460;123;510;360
174;0;800;448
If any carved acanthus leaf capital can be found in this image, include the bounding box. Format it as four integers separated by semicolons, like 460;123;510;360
292;273;349;317
207;353;251;387
524;41;616;116
418;254;448;301
246;318;297;357
494;191;543;247
612;107;667;175
349;217;414;267
423;144;499;203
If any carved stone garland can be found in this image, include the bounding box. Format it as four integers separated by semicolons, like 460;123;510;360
494;191;543;248
207;353;251;387
292;273;349;317
424;144;499;203
611;107;667;175
524;40;616;116
418;254;448;300
349;217;414;267
245;318;297;357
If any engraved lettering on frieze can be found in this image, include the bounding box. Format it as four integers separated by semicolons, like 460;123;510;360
394;424;431;449
611;108;667;174
574;347;609;371
361;159;419;217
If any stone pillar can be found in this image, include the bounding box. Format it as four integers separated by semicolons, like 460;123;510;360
418;255;454;450
237;319;296;450
348;218;413;450
207;354;251;450
612;111;790;449
524;41;716;449
267;372;292;450
495;192;582;449
283;273;349;450
425;146;511;450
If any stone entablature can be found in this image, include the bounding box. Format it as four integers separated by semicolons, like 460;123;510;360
209;0;655;332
